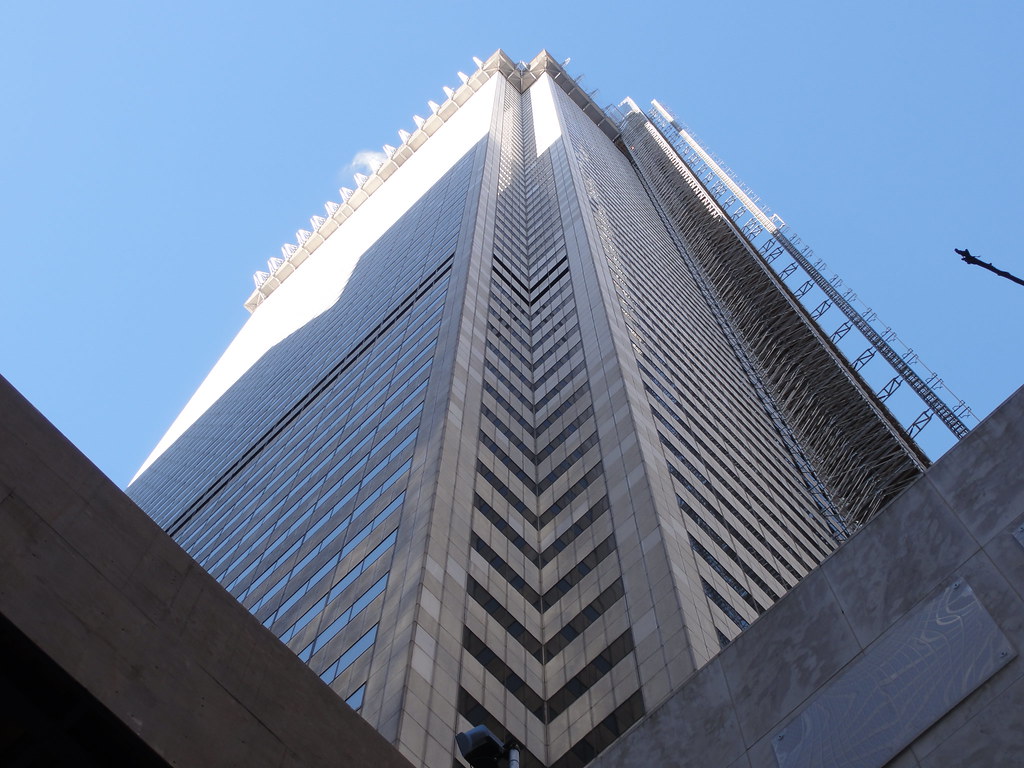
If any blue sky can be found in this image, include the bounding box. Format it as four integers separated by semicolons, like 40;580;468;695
2;1;1022;487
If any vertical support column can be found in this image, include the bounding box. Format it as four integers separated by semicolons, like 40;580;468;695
364;75;509;767
535;75;709;708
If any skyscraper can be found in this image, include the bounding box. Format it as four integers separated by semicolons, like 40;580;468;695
127;50;963;767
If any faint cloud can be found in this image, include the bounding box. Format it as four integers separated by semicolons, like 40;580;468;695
342;149;387;179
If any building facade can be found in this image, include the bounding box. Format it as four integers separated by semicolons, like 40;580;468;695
128;51;930;767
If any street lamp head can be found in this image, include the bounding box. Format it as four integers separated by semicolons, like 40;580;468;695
455;725;504;768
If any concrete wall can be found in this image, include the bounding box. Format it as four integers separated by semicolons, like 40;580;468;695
0;375;414;768
592;386;1024;768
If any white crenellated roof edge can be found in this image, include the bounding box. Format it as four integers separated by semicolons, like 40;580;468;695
244;49;619;313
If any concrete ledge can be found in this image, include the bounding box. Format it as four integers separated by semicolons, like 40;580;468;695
0;374;414;768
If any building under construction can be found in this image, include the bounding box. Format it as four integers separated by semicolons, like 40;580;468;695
126;51;975;767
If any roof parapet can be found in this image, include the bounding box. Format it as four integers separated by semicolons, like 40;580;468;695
245;51;619;313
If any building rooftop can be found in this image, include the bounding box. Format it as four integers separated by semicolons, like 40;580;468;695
244;50;618;312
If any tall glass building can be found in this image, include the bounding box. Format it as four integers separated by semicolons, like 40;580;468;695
128;51;949;767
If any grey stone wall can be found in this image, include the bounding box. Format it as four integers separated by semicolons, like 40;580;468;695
591;386;1024;768
0;375;414;768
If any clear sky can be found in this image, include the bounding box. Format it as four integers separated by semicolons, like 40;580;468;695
2;0;1022;488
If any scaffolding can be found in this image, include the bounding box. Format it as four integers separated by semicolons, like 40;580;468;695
642;101;974;447
619;104;930;527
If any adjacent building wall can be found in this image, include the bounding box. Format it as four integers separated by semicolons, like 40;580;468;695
591;385;1024;768
0;374;414;768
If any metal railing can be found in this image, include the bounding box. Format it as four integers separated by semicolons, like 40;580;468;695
642;100;974;444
